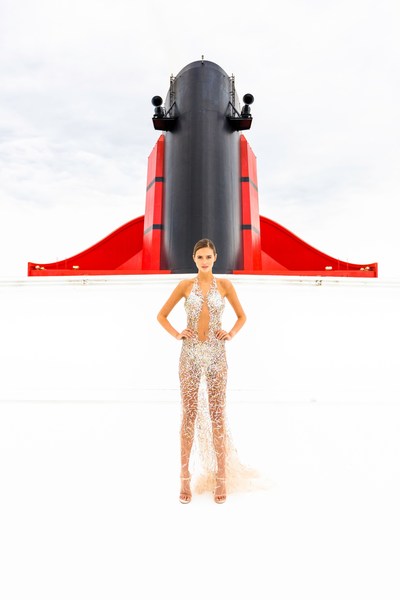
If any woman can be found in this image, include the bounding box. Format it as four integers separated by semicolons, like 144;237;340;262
157;238;260;504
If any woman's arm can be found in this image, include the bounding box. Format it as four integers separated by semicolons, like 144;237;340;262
157;280;192;339
221;279;247;340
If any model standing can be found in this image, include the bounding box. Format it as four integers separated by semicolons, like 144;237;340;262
157;238;257;504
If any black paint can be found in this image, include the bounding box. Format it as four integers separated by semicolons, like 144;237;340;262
160;60;243;273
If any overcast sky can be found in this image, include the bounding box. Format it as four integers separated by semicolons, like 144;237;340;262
1;0;399;277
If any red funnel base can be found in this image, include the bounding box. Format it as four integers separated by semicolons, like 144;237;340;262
232;215;377;277
27;212;377;277
27;135;377;278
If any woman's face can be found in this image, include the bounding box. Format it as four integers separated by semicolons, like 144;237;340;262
193;247;216;273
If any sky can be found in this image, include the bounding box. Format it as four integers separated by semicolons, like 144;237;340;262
0;0;399;278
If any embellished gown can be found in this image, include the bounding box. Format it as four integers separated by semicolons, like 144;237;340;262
179;275;264;494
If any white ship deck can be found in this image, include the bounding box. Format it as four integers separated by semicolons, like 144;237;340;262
1;274;399;599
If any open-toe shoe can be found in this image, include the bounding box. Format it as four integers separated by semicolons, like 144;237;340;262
179;475;192;504
214;476;227;504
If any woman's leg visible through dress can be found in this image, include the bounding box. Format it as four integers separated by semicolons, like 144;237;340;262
179;354;201;476
207;359;228;488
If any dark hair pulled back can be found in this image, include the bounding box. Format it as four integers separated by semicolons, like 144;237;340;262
192;238;217;257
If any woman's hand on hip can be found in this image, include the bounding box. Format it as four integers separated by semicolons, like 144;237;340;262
216;329;232;341
176;328;194;340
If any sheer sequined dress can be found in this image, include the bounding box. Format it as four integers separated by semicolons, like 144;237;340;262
179;275;265;494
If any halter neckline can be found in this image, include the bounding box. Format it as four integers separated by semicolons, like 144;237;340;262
195;275;216;300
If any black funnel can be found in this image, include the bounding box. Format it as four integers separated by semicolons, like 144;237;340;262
161;60;243;273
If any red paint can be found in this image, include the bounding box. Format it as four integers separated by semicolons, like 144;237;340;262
240;135;262;270
142;135;165;270
27;136;171;277
233;214;377;276
27;135;377;277
28;216;170;276
28;216;145;275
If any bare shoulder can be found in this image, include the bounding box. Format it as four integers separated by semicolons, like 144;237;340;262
178;278;196;298
215;277;234;297
215;277;245;317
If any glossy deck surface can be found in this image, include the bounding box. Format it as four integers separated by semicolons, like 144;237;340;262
1;274;399;599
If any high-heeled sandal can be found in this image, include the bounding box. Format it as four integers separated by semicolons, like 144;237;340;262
179;476;192;504
214;476;227;504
